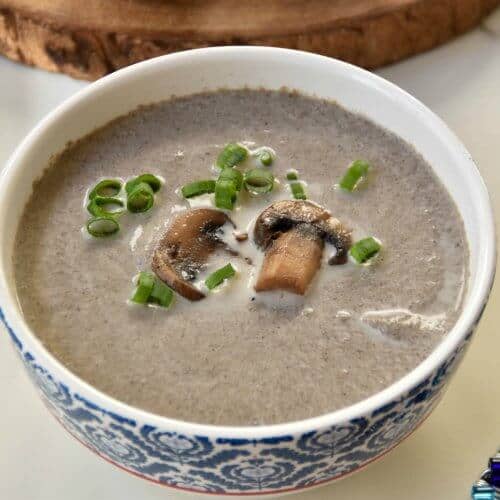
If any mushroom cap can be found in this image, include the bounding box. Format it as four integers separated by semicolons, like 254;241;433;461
152;208;230;301
253;200;351;257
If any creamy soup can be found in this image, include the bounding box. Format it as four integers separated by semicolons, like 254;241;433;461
14;90;468;425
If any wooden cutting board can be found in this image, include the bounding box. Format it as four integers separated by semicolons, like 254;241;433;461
0;0;498;80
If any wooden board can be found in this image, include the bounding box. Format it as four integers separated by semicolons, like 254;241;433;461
0;0;498;80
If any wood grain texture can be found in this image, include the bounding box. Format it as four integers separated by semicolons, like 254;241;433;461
0;0;498;80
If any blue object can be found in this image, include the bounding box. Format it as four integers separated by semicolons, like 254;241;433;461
0;300;483;494
488;458;500;487
471;482;496;500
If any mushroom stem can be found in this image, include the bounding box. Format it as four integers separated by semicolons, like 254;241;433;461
255;225;324;295
253;200;351;295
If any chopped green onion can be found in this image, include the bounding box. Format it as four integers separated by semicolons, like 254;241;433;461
339;160;370;192
130;272;174;308
255;147;275;166
89;179;122;199
127;182;154;213
205;263;236;290
349;237;381;263
218;167;243;191
216;143;248;169
87;196;125;218
286;170;306;199
244;168;274;195
126;174;162;193
86;216;120;237
215;179;237;210
290;181;307;200
149;279;174;308
181;180;216;198
214;167;243;209
131;272;155;304
260;151;273;166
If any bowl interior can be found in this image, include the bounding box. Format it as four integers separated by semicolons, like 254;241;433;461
0;47;495;436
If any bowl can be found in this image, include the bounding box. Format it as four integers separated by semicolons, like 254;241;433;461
0;47;495;496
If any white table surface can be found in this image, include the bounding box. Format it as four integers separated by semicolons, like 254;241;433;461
1;13;500;500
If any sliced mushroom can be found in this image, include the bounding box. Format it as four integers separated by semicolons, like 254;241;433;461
253;200;351;295
152;208;231;301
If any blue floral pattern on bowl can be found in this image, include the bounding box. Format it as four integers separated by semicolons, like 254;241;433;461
0;305;481;495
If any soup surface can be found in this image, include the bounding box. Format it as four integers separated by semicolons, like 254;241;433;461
14;90;468;425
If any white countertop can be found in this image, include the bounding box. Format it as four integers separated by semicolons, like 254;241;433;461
1;13;499;499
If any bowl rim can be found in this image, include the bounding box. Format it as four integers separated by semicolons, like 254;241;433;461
0;46;496;439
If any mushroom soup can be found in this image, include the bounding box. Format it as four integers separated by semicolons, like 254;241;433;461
14;90;468;425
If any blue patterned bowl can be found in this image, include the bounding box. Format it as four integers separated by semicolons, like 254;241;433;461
0;47;495;496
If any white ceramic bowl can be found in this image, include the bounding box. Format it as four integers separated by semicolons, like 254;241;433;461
0;47;495;496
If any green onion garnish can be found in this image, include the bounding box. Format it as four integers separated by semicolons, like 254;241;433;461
205;263;236;290
339;160;370;192
215;179;237;210
214;167;243;209
286;170;306;199
89;179;122;199
244;168;274;195
131;272;174;308
86;216;120;237
126;174;162;193
349;237;381;263
149;279;174;308
127;182;154;213
256;147;275;166
131;272;155;304
290;181;306;200
218;167;243;191
87;196;125;218
181;180;216;198
216;143;248;169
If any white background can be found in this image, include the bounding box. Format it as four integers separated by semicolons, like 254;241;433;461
1;11;499;500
